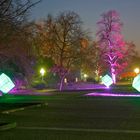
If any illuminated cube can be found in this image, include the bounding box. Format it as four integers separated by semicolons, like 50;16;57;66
0;73;15;94
132;74;140;92
101;74;113;87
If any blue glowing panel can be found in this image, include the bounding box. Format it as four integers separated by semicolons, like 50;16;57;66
132;74;140;92
0;73;15;94
101;74;113;87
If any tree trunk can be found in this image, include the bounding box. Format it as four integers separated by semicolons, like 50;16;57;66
111;67;116;84
59;75;66;91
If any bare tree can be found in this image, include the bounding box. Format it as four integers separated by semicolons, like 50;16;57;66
0;0;41;86
0;0;41;23
37;11;87;90
0;0;41;45
80;41;99;78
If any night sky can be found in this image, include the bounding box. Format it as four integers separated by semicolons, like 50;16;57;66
30;0;140;52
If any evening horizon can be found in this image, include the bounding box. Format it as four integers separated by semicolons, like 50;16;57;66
30;0;140;53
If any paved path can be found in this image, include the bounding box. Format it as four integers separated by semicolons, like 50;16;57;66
18;126;140;134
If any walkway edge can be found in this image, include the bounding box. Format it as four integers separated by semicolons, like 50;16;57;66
1;102;48;114
0;122;17;131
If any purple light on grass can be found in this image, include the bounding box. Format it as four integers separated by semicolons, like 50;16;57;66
106;86;110;89
85;92;140;97
9;89;52;96
64;83;108;90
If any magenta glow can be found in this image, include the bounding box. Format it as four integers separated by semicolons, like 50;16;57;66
85;92;140;97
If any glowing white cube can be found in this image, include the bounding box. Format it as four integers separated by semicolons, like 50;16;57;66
0;73;15;94
101;74;113;87
132;74;140;92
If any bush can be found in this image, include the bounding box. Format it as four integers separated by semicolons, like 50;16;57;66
86;77;98;83
31;80;47;89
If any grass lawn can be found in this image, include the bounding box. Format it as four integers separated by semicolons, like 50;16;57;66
0;86;140;139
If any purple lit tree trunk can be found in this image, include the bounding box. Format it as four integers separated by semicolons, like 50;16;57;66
59;73;67;91
51;65;68;91
111;67;116;84
96;10;127;84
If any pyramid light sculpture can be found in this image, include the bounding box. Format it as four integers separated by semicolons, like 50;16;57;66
132;74;140;92
0;73;15;94
101;74;113;88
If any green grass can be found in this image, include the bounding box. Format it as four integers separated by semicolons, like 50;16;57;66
0;88;140;139
1;129;140;140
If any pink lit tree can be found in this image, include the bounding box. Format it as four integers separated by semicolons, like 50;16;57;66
96;10;127;84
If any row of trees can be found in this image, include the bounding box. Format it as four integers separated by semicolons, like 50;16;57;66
31;10;136;89
29;11;89;90
0;3;137;89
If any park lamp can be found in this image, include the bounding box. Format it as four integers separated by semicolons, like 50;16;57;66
40;68;46;81
84;74;88;78
83;74;88;81
40;68;45;76
134;68;140;74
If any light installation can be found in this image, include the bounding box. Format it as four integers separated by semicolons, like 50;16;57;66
0;73;15;94
132;74;140;92
101;74;113;88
